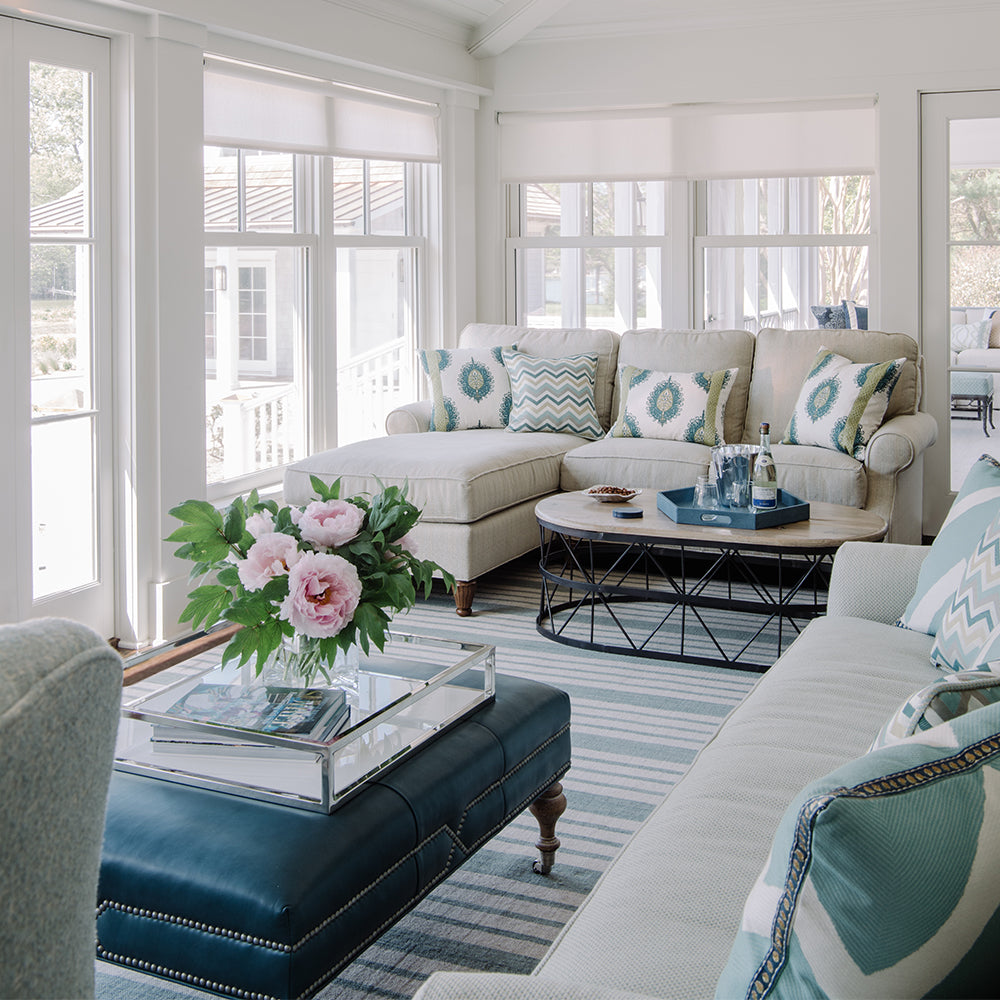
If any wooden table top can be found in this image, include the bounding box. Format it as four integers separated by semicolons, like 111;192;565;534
535;490;887;551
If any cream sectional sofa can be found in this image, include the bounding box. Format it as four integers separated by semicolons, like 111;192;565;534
284;324;937;614
410;539;990;1000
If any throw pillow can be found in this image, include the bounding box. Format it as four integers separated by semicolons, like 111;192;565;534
608;365;737;446
715;700;1000;1000
419;347;512;432
841;299;868;330
810;303;869;330
870;670;1000;749
930;505;1000;672
501;349;603;439
782;348;905;459
899;454;1000;635
951;319;992;352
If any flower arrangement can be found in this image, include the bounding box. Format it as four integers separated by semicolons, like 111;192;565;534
167;477;454;685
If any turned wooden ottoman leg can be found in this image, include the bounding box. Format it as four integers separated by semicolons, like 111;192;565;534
454;580;476;617
529;780;567;875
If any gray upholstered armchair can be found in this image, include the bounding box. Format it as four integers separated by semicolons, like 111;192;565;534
0;618;122;1000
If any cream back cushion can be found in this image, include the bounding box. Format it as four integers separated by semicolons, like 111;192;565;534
616;329;755;447
745;328;921;444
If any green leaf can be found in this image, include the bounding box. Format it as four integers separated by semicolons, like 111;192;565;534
223;504;246;546
216;564;241;588
224;591;278;627
309;475;341;501
178;584;232;631
169;499;224;530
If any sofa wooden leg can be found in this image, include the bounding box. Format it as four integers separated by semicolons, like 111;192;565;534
529;780;566;875
455;580;476;617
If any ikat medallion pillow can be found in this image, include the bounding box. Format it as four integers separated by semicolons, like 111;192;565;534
900;454;1000;636
716;700;1000;1000
608;364;737;445
782;348;905;459
419;346;512;431
501;349;603;439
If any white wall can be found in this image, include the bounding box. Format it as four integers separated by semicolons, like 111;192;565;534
478;7;1000;535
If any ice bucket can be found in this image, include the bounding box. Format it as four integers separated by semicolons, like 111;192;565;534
711;444;760;509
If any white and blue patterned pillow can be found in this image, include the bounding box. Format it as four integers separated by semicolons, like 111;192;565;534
716;700;1000;1000
900;454;1000;635
419;347;512;431
608;365;737;445
930;504;1000;672
870;671;1000;749
782;348;905;459
952;319;992;352
502;349;602;439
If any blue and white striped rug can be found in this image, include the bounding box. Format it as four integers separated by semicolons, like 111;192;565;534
96;556;757;1000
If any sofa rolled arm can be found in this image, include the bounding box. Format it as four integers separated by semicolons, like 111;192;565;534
385;400;432;435
864;411;938;476
827;541;930;624
413;972;658;1000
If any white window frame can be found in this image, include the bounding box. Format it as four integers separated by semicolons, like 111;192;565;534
693;176;875;332
504;181;672;331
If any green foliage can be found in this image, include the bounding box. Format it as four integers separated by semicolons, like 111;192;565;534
167;479;454;685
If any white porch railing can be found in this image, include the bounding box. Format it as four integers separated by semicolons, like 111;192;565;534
337;340;410;446
218;382;300;480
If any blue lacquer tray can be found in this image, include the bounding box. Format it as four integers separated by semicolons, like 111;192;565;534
657;488;810;529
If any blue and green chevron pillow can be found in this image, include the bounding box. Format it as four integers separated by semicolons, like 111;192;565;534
608;364;737;445
501;349;603;439
782;348;905;459
716;700;1000;1000
931;504;1000;672
419;346;512;431
900;454;1000;636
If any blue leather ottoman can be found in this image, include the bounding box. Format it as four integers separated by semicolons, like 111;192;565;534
97;673;570;1000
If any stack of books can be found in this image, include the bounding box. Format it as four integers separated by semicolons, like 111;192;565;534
151;682;351;752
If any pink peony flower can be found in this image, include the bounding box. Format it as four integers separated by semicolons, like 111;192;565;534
292;500;365;549
279;551;362;638
245;510;276;538
237;533;301;591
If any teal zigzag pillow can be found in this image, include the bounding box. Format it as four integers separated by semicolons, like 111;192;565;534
419;346;512;431
716;701;1000;1000
608;364;737;445
931;504;1000;672
501;349;603;439
870;670;1000;749
900;454;1000;636
782;348;905;459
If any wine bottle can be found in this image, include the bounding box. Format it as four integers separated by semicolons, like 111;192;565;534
751;422;778;510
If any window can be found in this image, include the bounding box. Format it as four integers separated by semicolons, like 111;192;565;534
204;146;311;491
506;181;668;331
696;176;872;333
332;156;422;447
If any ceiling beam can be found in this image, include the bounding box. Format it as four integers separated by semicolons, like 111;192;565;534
467;0;574;57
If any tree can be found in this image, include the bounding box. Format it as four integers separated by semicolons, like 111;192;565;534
29;62;85;207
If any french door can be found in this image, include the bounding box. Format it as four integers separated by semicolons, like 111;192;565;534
921;90;1000;534
0;17;114;636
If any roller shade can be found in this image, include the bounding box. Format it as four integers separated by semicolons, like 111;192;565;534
204;59;440;162
498;98;876;181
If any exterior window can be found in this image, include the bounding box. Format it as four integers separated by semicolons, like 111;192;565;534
506;181;668;331
697;176;872;332
332;156;421;447
205;146;429;488
204;146;310;490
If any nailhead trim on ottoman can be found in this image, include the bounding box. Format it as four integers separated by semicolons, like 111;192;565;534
97;674;571;1000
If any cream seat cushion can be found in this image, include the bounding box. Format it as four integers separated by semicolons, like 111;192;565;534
283;429;585;523
560;438;713;492
771;443;867;507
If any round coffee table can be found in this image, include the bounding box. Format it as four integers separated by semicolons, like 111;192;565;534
534;490;887;671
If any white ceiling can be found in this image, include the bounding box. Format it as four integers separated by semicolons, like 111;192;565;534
332;0;987;58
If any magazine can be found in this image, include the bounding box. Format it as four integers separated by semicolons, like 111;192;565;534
152;682;351;747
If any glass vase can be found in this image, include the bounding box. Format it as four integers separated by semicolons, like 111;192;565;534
261;635;360;699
